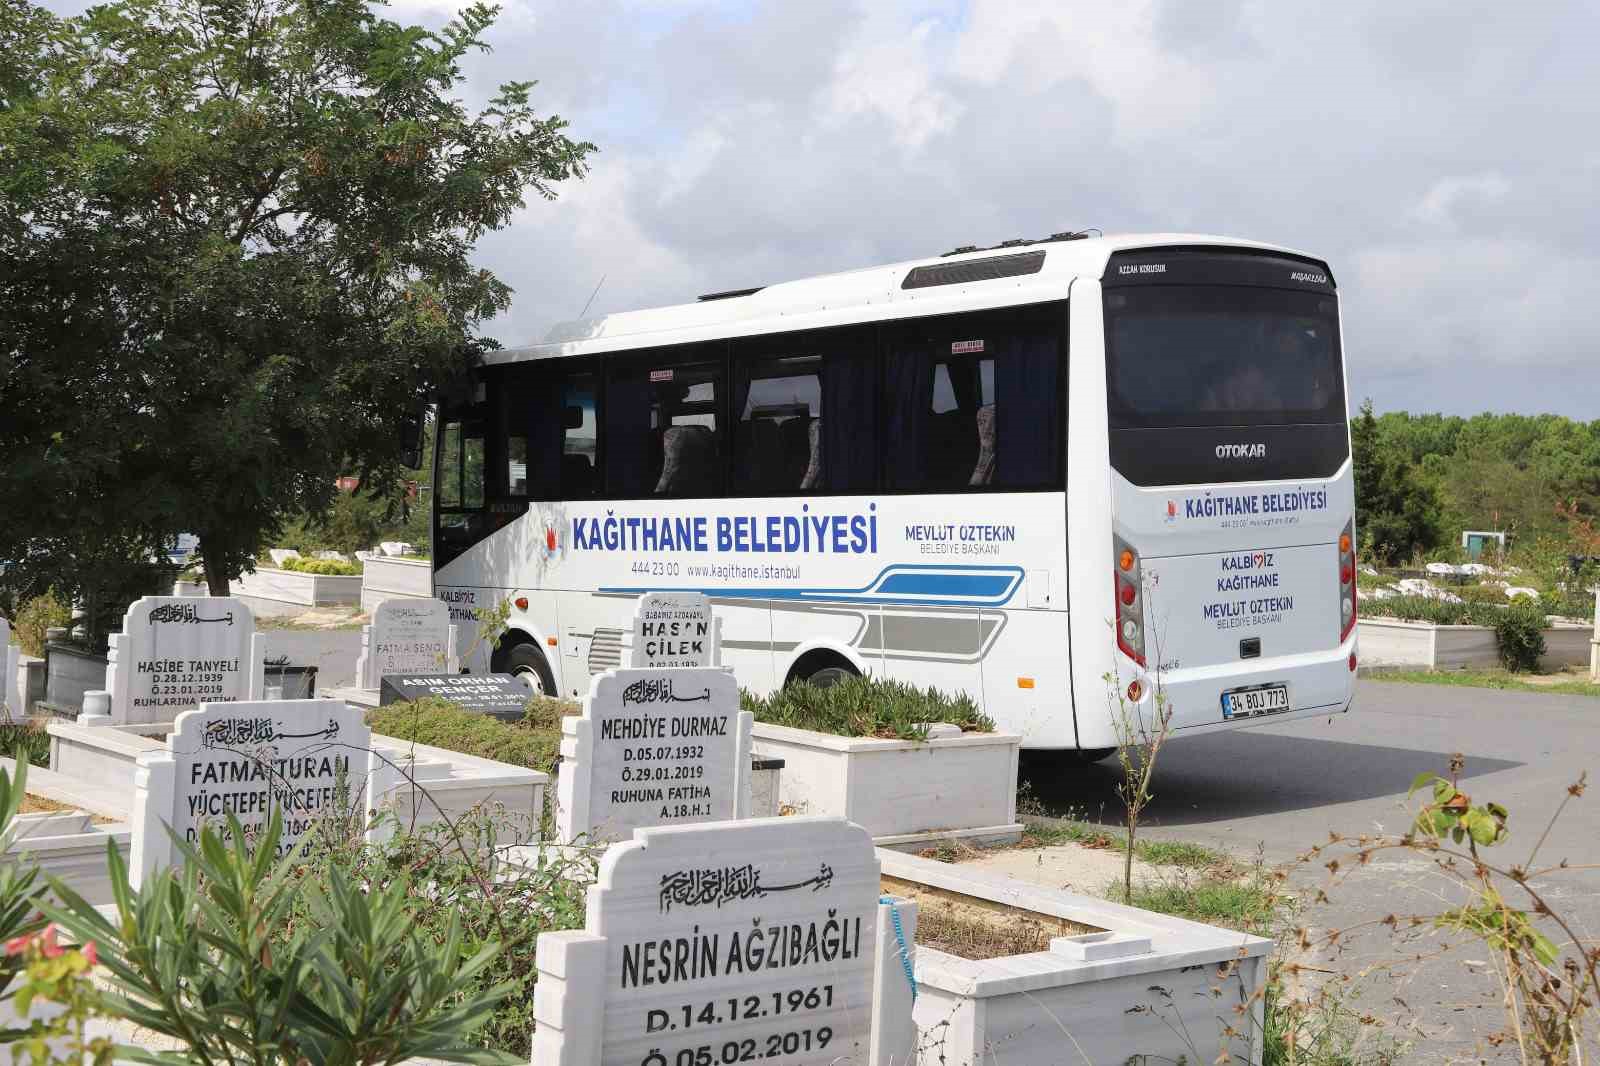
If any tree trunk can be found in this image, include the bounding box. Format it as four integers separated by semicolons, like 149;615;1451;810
198;534;230;597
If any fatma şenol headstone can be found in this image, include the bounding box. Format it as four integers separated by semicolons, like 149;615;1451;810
104;596;263;726
557;593;751;843
357;597;454;689
129;698;375;886
532;816;918;1066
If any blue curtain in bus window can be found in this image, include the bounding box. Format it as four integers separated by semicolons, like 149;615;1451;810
883;344;932;490
528;371;563;498
605;373;655;497
822;346;875;492
994;328;1060;487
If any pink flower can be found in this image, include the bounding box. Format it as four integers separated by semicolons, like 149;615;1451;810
38;925;62;959
81;941;98;967
3;933;31;957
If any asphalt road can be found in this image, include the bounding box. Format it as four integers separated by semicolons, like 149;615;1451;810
1021;680;1600;1063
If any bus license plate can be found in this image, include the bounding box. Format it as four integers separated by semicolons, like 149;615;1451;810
1222;685;1289;720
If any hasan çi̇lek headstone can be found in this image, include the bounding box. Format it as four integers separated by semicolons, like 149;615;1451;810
356;597;455;690
129;697;376;885
629;592;721;669
532;817;918;1066
104;596;263;726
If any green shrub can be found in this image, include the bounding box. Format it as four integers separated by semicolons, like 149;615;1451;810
277;555;363;576
524;695;581;731
1456;584;1510;606
367;698;561;772
0;723;49;767
1360;594;1487;626
1539;588;1596;621
297;807;593;1056
741;675;995;740
11;590;71;657
1491;601;1548;673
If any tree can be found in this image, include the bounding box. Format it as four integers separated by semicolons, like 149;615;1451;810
0;0;592;595
1351;400;1443;564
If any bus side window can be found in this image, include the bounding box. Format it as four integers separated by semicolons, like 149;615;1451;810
885;309;1063;491
732;327;876;496
605;346;725;499
435;415;487;565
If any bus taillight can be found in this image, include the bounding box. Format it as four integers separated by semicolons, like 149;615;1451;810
1114;535;1145;665
1338;518;1357;642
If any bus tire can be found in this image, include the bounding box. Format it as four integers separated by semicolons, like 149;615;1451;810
501;641;556;698
787;653;860;690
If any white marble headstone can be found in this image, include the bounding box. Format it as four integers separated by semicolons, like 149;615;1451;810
358;597;452;689
556;668;751;843
105;597;261;726
1;618;16;717
630;592;720;669
532;817;914;1066
129;697;375;884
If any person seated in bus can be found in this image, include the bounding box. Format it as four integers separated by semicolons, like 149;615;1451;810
655;424;718;496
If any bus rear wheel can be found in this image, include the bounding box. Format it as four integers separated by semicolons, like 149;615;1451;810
500;641;556;698
787;654;860;690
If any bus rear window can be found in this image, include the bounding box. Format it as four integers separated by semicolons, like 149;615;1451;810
1106;286;1344;429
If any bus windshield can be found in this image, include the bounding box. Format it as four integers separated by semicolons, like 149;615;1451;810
1106;285;1344;429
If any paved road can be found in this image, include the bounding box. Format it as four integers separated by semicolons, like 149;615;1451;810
1021;680;1600;1062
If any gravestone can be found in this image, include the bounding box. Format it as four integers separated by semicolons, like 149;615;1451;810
104;596;263;726
556;668;751;843
129;697;376;885
356;597;455;690
379;672;528;721
532;817;917;1066
558;593;748;842
1;618;16;717
630;592;721;669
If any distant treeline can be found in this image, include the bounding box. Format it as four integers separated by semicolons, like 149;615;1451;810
1353;402;1600;565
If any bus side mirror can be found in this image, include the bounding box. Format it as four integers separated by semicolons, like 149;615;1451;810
398;408;425;470
563;405;584;430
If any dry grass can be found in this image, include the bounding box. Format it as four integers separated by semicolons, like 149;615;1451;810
18;793;75;815
884;876;1100;961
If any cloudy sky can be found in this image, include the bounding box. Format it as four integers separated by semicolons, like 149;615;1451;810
45;0;1600;417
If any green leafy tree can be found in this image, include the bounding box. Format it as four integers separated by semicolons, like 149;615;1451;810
1351;400;1443;564
0;0;592;595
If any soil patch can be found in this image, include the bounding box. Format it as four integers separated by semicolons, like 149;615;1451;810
883;875;1099;961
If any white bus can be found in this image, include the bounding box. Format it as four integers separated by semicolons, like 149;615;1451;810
430;233;1356;755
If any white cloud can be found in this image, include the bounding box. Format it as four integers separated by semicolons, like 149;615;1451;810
1410;173;1512;231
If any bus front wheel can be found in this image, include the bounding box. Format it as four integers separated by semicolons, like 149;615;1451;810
501;641;556;698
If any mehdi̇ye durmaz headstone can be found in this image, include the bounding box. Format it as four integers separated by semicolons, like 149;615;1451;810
531;817;918;1066
128;697;375;886
105;596;261;726
556;667;752;843
1;617;17;717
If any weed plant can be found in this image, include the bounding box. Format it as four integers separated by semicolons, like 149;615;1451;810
367;698;562;772
0;721;49;767
741;675;994;739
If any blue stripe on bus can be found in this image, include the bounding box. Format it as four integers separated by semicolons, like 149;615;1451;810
599;564;1024;608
